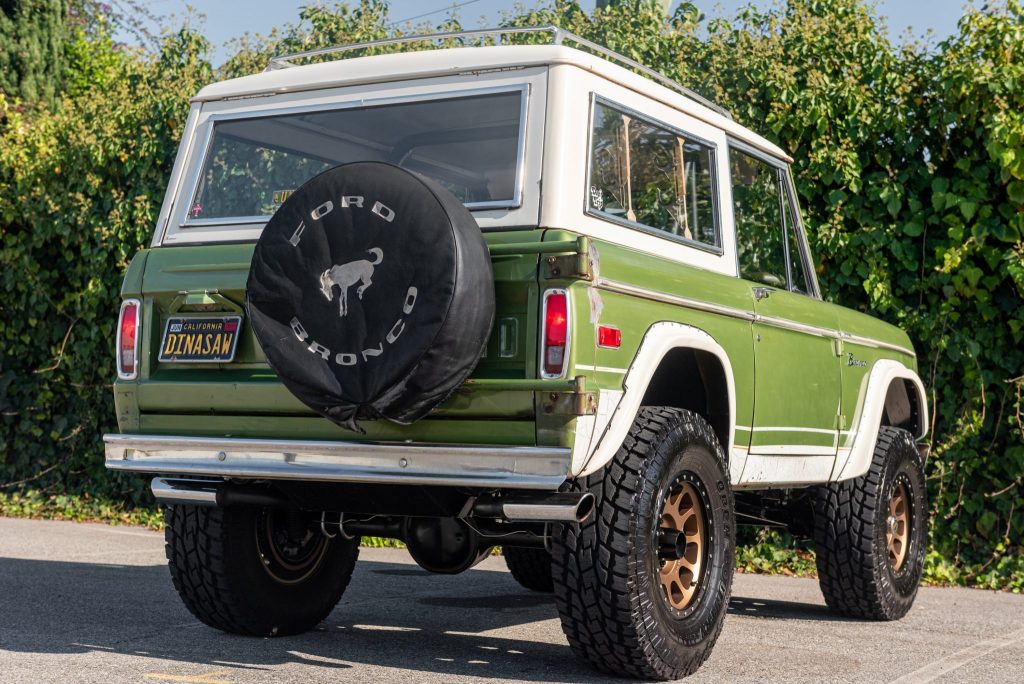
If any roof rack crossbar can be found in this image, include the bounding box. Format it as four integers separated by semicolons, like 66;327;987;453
266;25;731;119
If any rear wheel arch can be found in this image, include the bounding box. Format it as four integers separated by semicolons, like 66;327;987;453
575;322;737;480
640;347;731;458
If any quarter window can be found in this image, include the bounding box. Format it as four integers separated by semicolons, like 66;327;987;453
588;101;718;248
731;147;787;288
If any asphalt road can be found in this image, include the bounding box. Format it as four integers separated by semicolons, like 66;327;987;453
1;517;1022;683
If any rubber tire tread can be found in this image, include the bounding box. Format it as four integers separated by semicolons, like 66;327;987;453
164;504;359;636
551;407;733;680
813;426;925;620
503;546;554;593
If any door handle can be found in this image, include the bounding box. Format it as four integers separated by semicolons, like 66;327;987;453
752;287;774;301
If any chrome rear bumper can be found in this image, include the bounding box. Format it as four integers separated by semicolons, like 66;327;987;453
103;434;570;490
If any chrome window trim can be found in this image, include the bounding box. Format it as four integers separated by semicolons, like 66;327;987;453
782;165;822;299
596;277;916;357
540;288;572;379
116;298;142;381
583;94;725;256
176;83;531;230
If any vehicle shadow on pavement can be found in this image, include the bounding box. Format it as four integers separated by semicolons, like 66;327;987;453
0;555;622;682
728;595;856;622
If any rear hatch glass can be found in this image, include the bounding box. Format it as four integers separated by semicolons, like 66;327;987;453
186;88;526;224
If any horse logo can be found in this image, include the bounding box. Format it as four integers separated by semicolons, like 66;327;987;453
319;248;383;317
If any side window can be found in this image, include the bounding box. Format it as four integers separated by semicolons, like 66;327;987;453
588;100;718;248
781;189;810;295
730;147;787;287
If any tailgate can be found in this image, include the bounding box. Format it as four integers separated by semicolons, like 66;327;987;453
129;232;544;440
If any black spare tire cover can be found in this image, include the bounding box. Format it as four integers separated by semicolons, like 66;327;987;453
246;162;495;432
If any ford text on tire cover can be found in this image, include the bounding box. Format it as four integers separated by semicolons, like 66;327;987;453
105;27;932;680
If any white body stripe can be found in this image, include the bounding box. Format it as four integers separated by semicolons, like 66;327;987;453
575;364;628;374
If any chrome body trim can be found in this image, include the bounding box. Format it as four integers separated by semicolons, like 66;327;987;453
104;434;570;490
755;314;836;340
595;278;916;357
596;277;756;322
841;332;916;357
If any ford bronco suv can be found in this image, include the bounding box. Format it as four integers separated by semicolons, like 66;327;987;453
106;26;931;680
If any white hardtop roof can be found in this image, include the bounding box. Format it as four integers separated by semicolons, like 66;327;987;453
193;44;790;162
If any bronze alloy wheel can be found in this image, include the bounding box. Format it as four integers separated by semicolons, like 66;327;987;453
658;478;707;611
256;509;330;585
886;478;911;571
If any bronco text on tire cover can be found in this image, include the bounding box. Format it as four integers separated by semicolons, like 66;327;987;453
245;162;495;432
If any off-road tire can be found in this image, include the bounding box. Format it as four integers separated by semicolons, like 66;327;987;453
503;546;554;592
165;504;360;636
813;426;927;620
551;407;735;680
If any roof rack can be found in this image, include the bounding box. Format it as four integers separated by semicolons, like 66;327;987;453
266;25;732;120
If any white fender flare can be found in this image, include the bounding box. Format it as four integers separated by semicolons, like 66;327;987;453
572;322;738;481
832;359;929;481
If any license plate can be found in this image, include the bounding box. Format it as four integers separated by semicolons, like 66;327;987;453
158;316;243;363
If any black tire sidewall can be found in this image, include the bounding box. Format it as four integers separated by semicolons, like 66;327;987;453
503;546;555;593
634;415;735;665
220;506;358;636
876;430;927;601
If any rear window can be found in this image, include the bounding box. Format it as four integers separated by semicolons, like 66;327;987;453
186;88;526;223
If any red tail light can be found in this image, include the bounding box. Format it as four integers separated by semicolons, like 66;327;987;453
542;290;569;378
117;299;141;379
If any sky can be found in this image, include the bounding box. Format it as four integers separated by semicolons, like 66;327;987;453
133;0;968;66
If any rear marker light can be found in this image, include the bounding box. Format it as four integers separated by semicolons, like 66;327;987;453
542;290;569;378
117;299;141;380
598;325;621;348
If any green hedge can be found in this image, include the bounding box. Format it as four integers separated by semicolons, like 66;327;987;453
1;0;1022;588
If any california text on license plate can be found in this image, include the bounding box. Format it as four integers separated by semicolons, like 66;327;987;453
158;316;243;363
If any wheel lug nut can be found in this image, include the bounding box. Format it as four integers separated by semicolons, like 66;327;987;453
657;527;686;560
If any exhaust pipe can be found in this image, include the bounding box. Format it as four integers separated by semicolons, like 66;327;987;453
150;478;292;508
151;478;218;506
473;492;595;523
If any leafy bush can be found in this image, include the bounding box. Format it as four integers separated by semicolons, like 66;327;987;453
1;0;1021;588
0;19;212;505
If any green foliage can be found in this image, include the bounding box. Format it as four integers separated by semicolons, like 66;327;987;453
0;489;163;528
0;22;213;505
735;530;818;578
0;0;70;107
1;0;1022;589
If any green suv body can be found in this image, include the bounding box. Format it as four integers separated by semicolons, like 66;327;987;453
107;27;931;680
